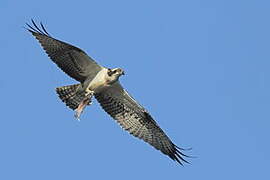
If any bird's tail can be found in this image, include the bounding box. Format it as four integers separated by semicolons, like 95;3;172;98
56;84;85;110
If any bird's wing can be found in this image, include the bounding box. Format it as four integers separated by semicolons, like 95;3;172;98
95;82;189;164
27;20;102;82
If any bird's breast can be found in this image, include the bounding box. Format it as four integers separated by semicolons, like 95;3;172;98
86;68;110;93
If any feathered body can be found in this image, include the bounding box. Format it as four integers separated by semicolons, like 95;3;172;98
27;20;191;164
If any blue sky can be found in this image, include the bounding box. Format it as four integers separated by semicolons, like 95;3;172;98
1;0;269;179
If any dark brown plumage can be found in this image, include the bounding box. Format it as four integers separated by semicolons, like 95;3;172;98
26;20;101;82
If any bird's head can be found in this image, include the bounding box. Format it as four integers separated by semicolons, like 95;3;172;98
106;68;125;84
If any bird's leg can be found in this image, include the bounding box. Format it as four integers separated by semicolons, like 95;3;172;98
74;90;94;121
85;88;94;97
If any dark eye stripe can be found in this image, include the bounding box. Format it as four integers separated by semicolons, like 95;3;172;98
107;69;117;76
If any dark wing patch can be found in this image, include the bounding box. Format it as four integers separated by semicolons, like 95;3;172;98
95;83;190;165
26;20;102;82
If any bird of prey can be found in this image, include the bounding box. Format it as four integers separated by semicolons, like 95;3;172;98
26;20;190;164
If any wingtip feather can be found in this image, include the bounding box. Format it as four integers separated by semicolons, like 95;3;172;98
25;19;51;37
169;144;192;165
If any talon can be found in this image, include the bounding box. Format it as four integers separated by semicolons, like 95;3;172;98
85;89;94;97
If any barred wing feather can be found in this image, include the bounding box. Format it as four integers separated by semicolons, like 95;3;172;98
27;20;102;82
95;82;189;164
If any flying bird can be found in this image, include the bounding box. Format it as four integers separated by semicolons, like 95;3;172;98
26;20;191;164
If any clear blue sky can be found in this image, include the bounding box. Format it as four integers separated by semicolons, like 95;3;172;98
1;0;269;179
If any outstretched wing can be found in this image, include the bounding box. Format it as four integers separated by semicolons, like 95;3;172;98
95;82;190;164
27;20;102;82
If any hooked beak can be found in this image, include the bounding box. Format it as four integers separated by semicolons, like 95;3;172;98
122;71;125;75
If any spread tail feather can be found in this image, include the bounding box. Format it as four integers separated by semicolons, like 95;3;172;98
56;84;85;110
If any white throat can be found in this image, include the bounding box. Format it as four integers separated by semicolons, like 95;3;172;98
86;68;114;93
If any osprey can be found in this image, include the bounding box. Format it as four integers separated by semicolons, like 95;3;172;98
26;20;190;164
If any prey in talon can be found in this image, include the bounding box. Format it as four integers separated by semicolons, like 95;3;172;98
55;67;124;120
74;90;94;120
